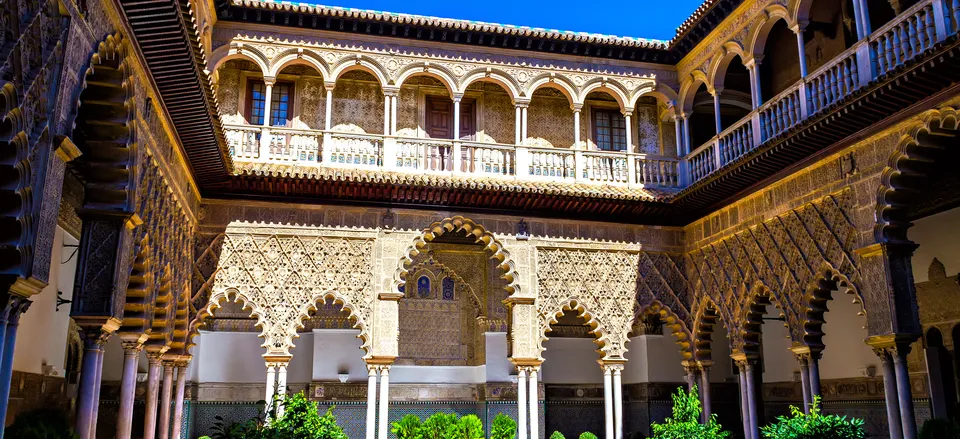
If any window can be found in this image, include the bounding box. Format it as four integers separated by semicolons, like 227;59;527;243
593;109;627;151
245;80;294;126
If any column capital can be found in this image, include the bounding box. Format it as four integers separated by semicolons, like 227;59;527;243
0;294;31;325
119;334;148;352
452;92;465;103
599;359;626;372
80;323;118;349
324;81;337;92
621;107;634;117
382;87;400;98
145;351;164;364
263;76;277;86
571;103;584;112
515;100;531;109
264;355;292;368
790;20;810;34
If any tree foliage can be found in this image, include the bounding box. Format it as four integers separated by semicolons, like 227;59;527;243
4;408;78;439
650;385;731;439
491;413;518;439
760;396;865;439
550;431;566;439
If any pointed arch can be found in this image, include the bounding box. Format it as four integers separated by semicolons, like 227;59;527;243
394;216;520;297
188;286;264;353
578;78;630;110
738;283;791;356
296;290;373;355
691;297;732;362
638;300;695;361
539;298;607;359
526;74;579;106
331;55;390;87
457;68;522;102
268;48;331;78
800;264;867;351
393;63;458;97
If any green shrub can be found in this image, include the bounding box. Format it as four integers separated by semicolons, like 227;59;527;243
550;431;566;439
650;385;730;439
4;408;78;439
919;418;960;439
579;433;598;439
422;413;459;439
457;414;484;439
206;392;347;439
491;413;517;439
393;414;424;439
760;396;865;439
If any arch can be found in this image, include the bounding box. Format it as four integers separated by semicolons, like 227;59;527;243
330;55;390;87
394;216;520;297
738;283;790;356
876;107;960;244
525;74;579;106
748;6;794;58
268;48;331;78
393;63;458;97
630;82;679;110
539;298;607;359
208;43;270;77
578;77;630;110
679;73;709;115
405;255;485;315
710;45;748;92
188;287;264;354
691;297;732;362
639;300;695;361
119;235;155;335
799;264;868;351
457;68;522;102
295;290;372;355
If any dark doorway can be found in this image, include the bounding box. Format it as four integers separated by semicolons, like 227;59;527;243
426;95;476;140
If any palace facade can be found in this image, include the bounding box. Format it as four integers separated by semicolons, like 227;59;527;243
2;0;959;439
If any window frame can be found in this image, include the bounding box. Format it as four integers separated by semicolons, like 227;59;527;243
591;108;627;151
244;78;296;127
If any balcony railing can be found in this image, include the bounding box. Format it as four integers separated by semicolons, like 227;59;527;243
224;124;680;190
684;0;958;186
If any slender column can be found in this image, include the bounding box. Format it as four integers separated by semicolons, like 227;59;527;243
738;363;752;439
623;110;633;152
851;0;871;39
382;93;391;135
365;366;378;439
613;366;624;439
684;364;698;392
265;363;277;414
700;365;712;422
893;347;918;439
390;95;398;136
573;106;582;149
324;84;334;131
520;105;529;143
515;106;522;145
262;78;275;127
925;343;949;419
529;367;539;439
745;361;760;439
793;23;809;78
682;116;692;154
797;355;812;413
377;366;391;439
518;368;528;439
746;59;763;108
0;295;29;439
453;96;462;140
877;348;904;439
603;366;614;439
158;362;175;439
76;330;110;439
170;363;188;439
143;352;163;439
116;340;145;439
674;115;683;156
712;90;722;134
276;362;289;417
808;352;822;402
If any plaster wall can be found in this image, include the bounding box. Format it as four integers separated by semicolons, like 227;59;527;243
909;207;960;283
541;336;689;384
818;292;877;379
311;329;367;382
760;317;798;383
13;227;79;375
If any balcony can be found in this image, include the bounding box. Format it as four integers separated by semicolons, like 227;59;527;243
682;0;959;187
225;125;681;190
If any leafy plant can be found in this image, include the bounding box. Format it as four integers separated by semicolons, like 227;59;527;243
491;413;517;439
919;418;960;439
579;433;599;439
267;392;348;439
760;396;865;439
550;431;566;439
422;413;459;439
650;385;730;439
393;414;424;439
4;408;78;439
458;414;484;439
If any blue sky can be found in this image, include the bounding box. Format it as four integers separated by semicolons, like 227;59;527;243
293;0;707;41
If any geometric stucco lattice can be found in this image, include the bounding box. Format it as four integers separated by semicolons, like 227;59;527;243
191;233;375;357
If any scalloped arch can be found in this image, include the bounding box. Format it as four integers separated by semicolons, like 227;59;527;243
639;300;695;361
799;264;868;351
189;287;266;353
538;298;607;360
295;290;372;355
691;297;732;362
738;283;793;355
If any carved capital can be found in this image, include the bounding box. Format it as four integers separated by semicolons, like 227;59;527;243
0;294;32;326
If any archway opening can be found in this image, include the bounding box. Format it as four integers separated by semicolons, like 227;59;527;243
332;70;385;134
716;56;753;130
688;83;715;148
743;293;794;426
528;87;576;149
925;328;958;421
465;81;516;145
584;91;628;151
542;307;605;439
866;0;914;31
803;0;859;73
759;19;801;103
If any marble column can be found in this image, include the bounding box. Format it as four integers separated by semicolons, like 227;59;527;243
613;366;624;439
143;352;163;439
515;106;522;145
324;85;334;130
682;116;692;154
520;104;529;143
158;362;175;439
794;24;809;78
674;115;684;156
116;340;145;439
798;355;812;413
877;348;904;439
529;367;539;439
892;347;918;439
382;93;391;135
0;295;29;439
738;363;752;439
265;363;277;415
90;348;105;436
390;95;398;136
623;111;633;152
699;365;712;422
262;79;275;126
365;366;378;439
808;352;822;403
744;360;760;439
603;366;613;439
377;366;391;439
712;91;722;134
684;364;698;392
573;107;581;148
518;368;528;439
170;363;188;439
453;96;462;140
276;363;289;417
75;330;109;439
